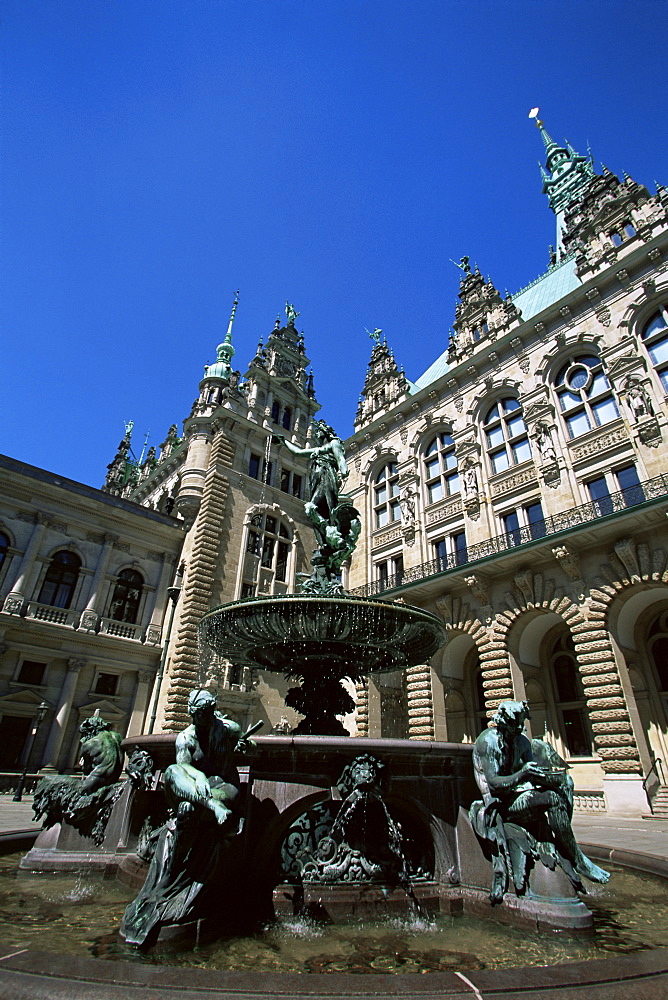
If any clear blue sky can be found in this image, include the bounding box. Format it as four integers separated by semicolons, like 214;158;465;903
1;0;666;488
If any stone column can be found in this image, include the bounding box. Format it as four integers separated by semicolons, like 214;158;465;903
79;534;118;631
126;670;154;737
144;555;175;644
41;658;86;768
2;514;48;614
406;664;435;740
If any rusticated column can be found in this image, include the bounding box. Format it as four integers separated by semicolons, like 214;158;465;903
480;622;514;714
354;679;369;737
406;664;434;740
163;433;234;730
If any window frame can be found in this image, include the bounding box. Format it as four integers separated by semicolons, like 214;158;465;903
554;354;619;439
640;306;668;396
423;432;459;506
483;397;532;475
372;462;401;530
239;512;295;597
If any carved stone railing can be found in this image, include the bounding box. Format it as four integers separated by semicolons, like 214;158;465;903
99;617;141;641
25;602;80;628
350;475;668;598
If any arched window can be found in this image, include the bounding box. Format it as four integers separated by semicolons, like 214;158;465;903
423;433;459;504
483;398;531;474
373;463;400;528
108;568;144;624
241;513;294;596
641;308;668;394
555;354;619;438
0;532;9;572
549;631;592;757
281;407;292;431
37;551;81;609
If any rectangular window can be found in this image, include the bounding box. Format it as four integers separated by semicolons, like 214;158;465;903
428;481;444;504
390;500;401;522
616;465;644;506
444;471;460;495
425;458;440;479
511;438;532;465
94;673;119;696
526;501;546;540
241;582;255;598
502;510;521;546
261;537;275;568
486;426;505;449
17;660;46;685
587;476;612;516
246;530;260;555
452;531;467;565
566;410;591;438
591;396;619;427
280;469;290;493
276;541;289;582
248;454;261;480
434;538;447;570
561;708;592;757
491;449;510;474
292;474;302;499
376;507;389;528
393;555;404;584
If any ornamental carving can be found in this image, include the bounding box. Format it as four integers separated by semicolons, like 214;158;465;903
636;416;663;448
371;526;403;549
426;499;463;525
570;424;627;463
79;610;99;632
491;466;537;497
144;624;162;645
596;308;612;327
2;594;23;615
552;545;581;581
465;573;490;605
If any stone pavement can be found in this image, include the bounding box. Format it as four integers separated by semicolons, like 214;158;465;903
0;794;38;833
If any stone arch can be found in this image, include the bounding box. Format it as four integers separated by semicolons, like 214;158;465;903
360;448;399;482
618;276;668;336
465;378;523;427
534;330;604;382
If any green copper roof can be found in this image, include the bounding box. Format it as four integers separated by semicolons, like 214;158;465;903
412;256;580;391
510;255;580;320
413;351;450;390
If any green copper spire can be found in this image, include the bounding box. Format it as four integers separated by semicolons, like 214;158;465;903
203;290;238;380
529;108;595;259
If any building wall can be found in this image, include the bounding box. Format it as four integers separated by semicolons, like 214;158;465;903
345;179;668;816
0;455;183;772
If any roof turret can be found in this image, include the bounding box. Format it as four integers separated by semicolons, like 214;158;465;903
202;291;238;381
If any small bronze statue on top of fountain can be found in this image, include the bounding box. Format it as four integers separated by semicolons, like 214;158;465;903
275;419;361;595
470;700;609;904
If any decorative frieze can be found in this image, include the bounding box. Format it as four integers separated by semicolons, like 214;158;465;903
371;525;403;549
425;498;463;526
570;423;627;463
490;465;537;497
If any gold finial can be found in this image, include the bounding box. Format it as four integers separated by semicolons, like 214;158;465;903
528;107;543;128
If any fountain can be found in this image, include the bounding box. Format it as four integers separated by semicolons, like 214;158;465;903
12;418;668;996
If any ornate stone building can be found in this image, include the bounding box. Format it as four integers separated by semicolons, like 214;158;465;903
101;300;321;734
0;454;182;772
345;116;668;816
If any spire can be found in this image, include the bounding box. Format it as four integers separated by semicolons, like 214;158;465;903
529;108;595;260
202;290;238;381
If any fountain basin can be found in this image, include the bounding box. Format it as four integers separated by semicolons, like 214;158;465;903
198;595;447;676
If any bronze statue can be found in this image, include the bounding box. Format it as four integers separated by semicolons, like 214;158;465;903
33;713;124;845
470;700;609;903
275;419;360;594
121;689;260;947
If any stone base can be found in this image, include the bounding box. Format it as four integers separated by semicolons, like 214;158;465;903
603;774;650;816
455;807;594;931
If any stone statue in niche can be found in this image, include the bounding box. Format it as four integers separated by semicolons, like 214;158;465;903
534;421;557;463
625;378;653;421
462;461;478;498
275;419;361;595
33;713;125;846
121;689;261;947
469;700;609;904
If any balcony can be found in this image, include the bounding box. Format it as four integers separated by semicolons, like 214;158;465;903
350;475;668;598
99;617;141;641
25;602;80;628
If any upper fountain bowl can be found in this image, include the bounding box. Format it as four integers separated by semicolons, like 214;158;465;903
198;594;447;677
